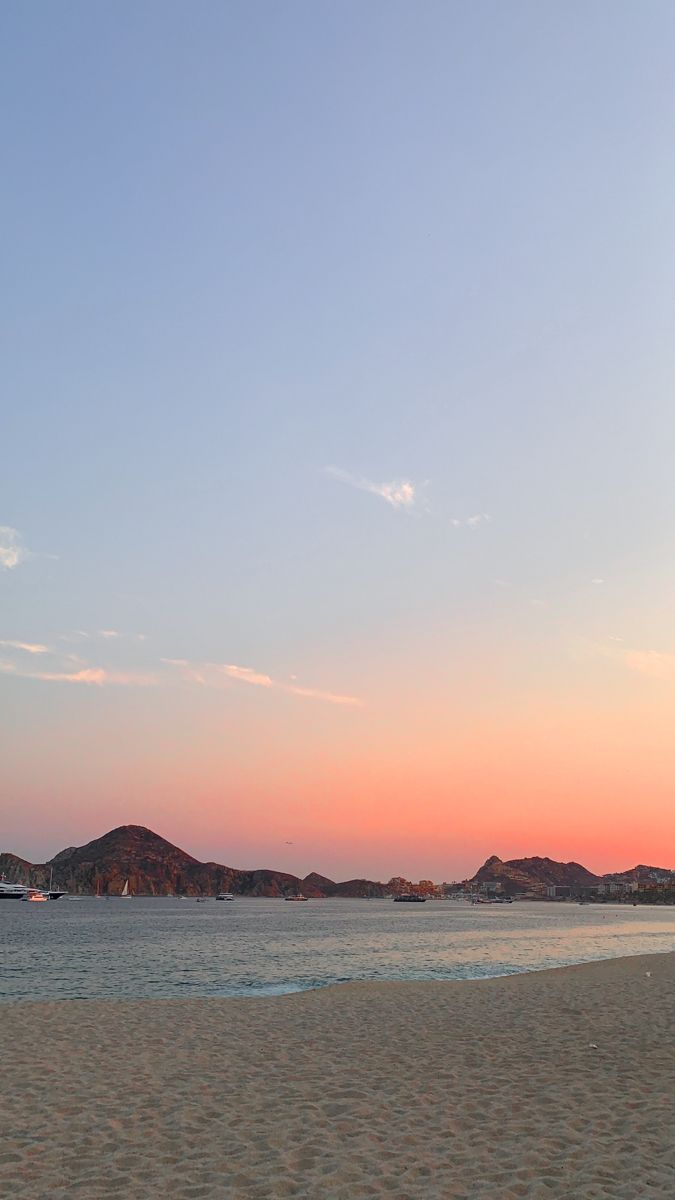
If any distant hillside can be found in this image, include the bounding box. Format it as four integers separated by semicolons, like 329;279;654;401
2;826;668;898
471;854;600;894
0;825;389;898
603;864;673;884
0;852;44;886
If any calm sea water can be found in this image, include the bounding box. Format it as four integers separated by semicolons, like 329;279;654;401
1;898;673;1002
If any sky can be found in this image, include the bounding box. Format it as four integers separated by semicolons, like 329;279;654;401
2;1;675;879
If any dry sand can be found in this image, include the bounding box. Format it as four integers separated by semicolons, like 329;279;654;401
1;952;673;1200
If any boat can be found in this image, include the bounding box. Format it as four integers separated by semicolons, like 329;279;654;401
121;879;133;898
216;892;235;901
45;868;67;900
393;894;426;903
1;875;66;900
0;880;30;900
284;894;308;902
21;889;49;902
196;897;209;903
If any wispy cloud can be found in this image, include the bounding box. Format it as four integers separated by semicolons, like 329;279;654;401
61;629;143;643
622;649;675;680
450;513;491;528
160;658;210;686
0;639;49;655
589;639;675;681
325;467;417;511
283;681;362;706
0;639;360;705
163;658;363;707
0;661;158;686
222;664;275;688
0;526;30;570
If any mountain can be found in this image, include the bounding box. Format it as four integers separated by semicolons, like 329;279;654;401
0;825;389;898
0;851;42;885
602;864;673;884
2;826;669;898
301;872;388;898
471;854;601;894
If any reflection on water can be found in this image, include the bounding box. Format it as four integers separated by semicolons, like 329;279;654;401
1;898;673;1001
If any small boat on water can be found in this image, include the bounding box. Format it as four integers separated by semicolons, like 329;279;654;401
121;879;133;898
284;894;308;902
21;889;49;902
1;873;66;900
216;893;235;901
393;894;426;903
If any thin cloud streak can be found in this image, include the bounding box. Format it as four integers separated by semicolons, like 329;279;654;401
0;661;158;686
0;642;361;705
325;466;417;510
284;682;363;707
223;664;274;688
450;513;491;528
64;629;125;641
163;657;363;707
0;640;49;655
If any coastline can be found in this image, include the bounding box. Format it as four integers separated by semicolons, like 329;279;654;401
2;952;673;1199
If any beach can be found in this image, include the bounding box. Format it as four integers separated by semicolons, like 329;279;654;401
2;952;673;1200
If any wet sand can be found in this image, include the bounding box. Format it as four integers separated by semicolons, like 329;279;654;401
2;952;673;1199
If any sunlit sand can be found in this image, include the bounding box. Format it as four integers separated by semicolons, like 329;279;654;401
2;952;673;1199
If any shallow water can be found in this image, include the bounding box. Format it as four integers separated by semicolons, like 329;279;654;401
1;897;673;1001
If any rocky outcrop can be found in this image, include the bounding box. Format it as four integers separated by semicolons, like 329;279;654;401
471;854;601;894
0;852;50;888
603;864;673;883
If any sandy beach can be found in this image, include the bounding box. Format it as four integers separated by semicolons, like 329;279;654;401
2;952;673;1200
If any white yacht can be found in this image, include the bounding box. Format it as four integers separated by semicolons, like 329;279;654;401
0;880;30;900
0;877;66;900
216;892;235;901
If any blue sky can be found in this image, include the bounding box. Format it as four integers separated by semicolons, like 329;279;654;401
2;2;675;874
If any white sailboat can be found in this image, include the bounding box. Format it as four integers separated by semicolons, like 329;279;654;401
121;879;132;897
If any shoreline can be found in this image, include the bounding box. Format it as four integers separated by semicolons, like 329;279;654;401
2;951;673;1199
2;945;674;1006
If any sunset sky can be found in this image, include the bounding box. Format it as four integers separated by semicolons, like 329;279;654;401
2;2;675;878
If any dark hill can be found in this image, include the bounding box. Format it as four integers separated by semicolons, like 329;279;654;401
603;864;673;883
471;854;600;894
0;851;43;885
302;872;338;898
1;825;388;897
332;878;389;898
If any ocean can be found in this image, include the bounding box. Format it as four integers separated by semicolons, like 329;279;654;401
1;897;673;1002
